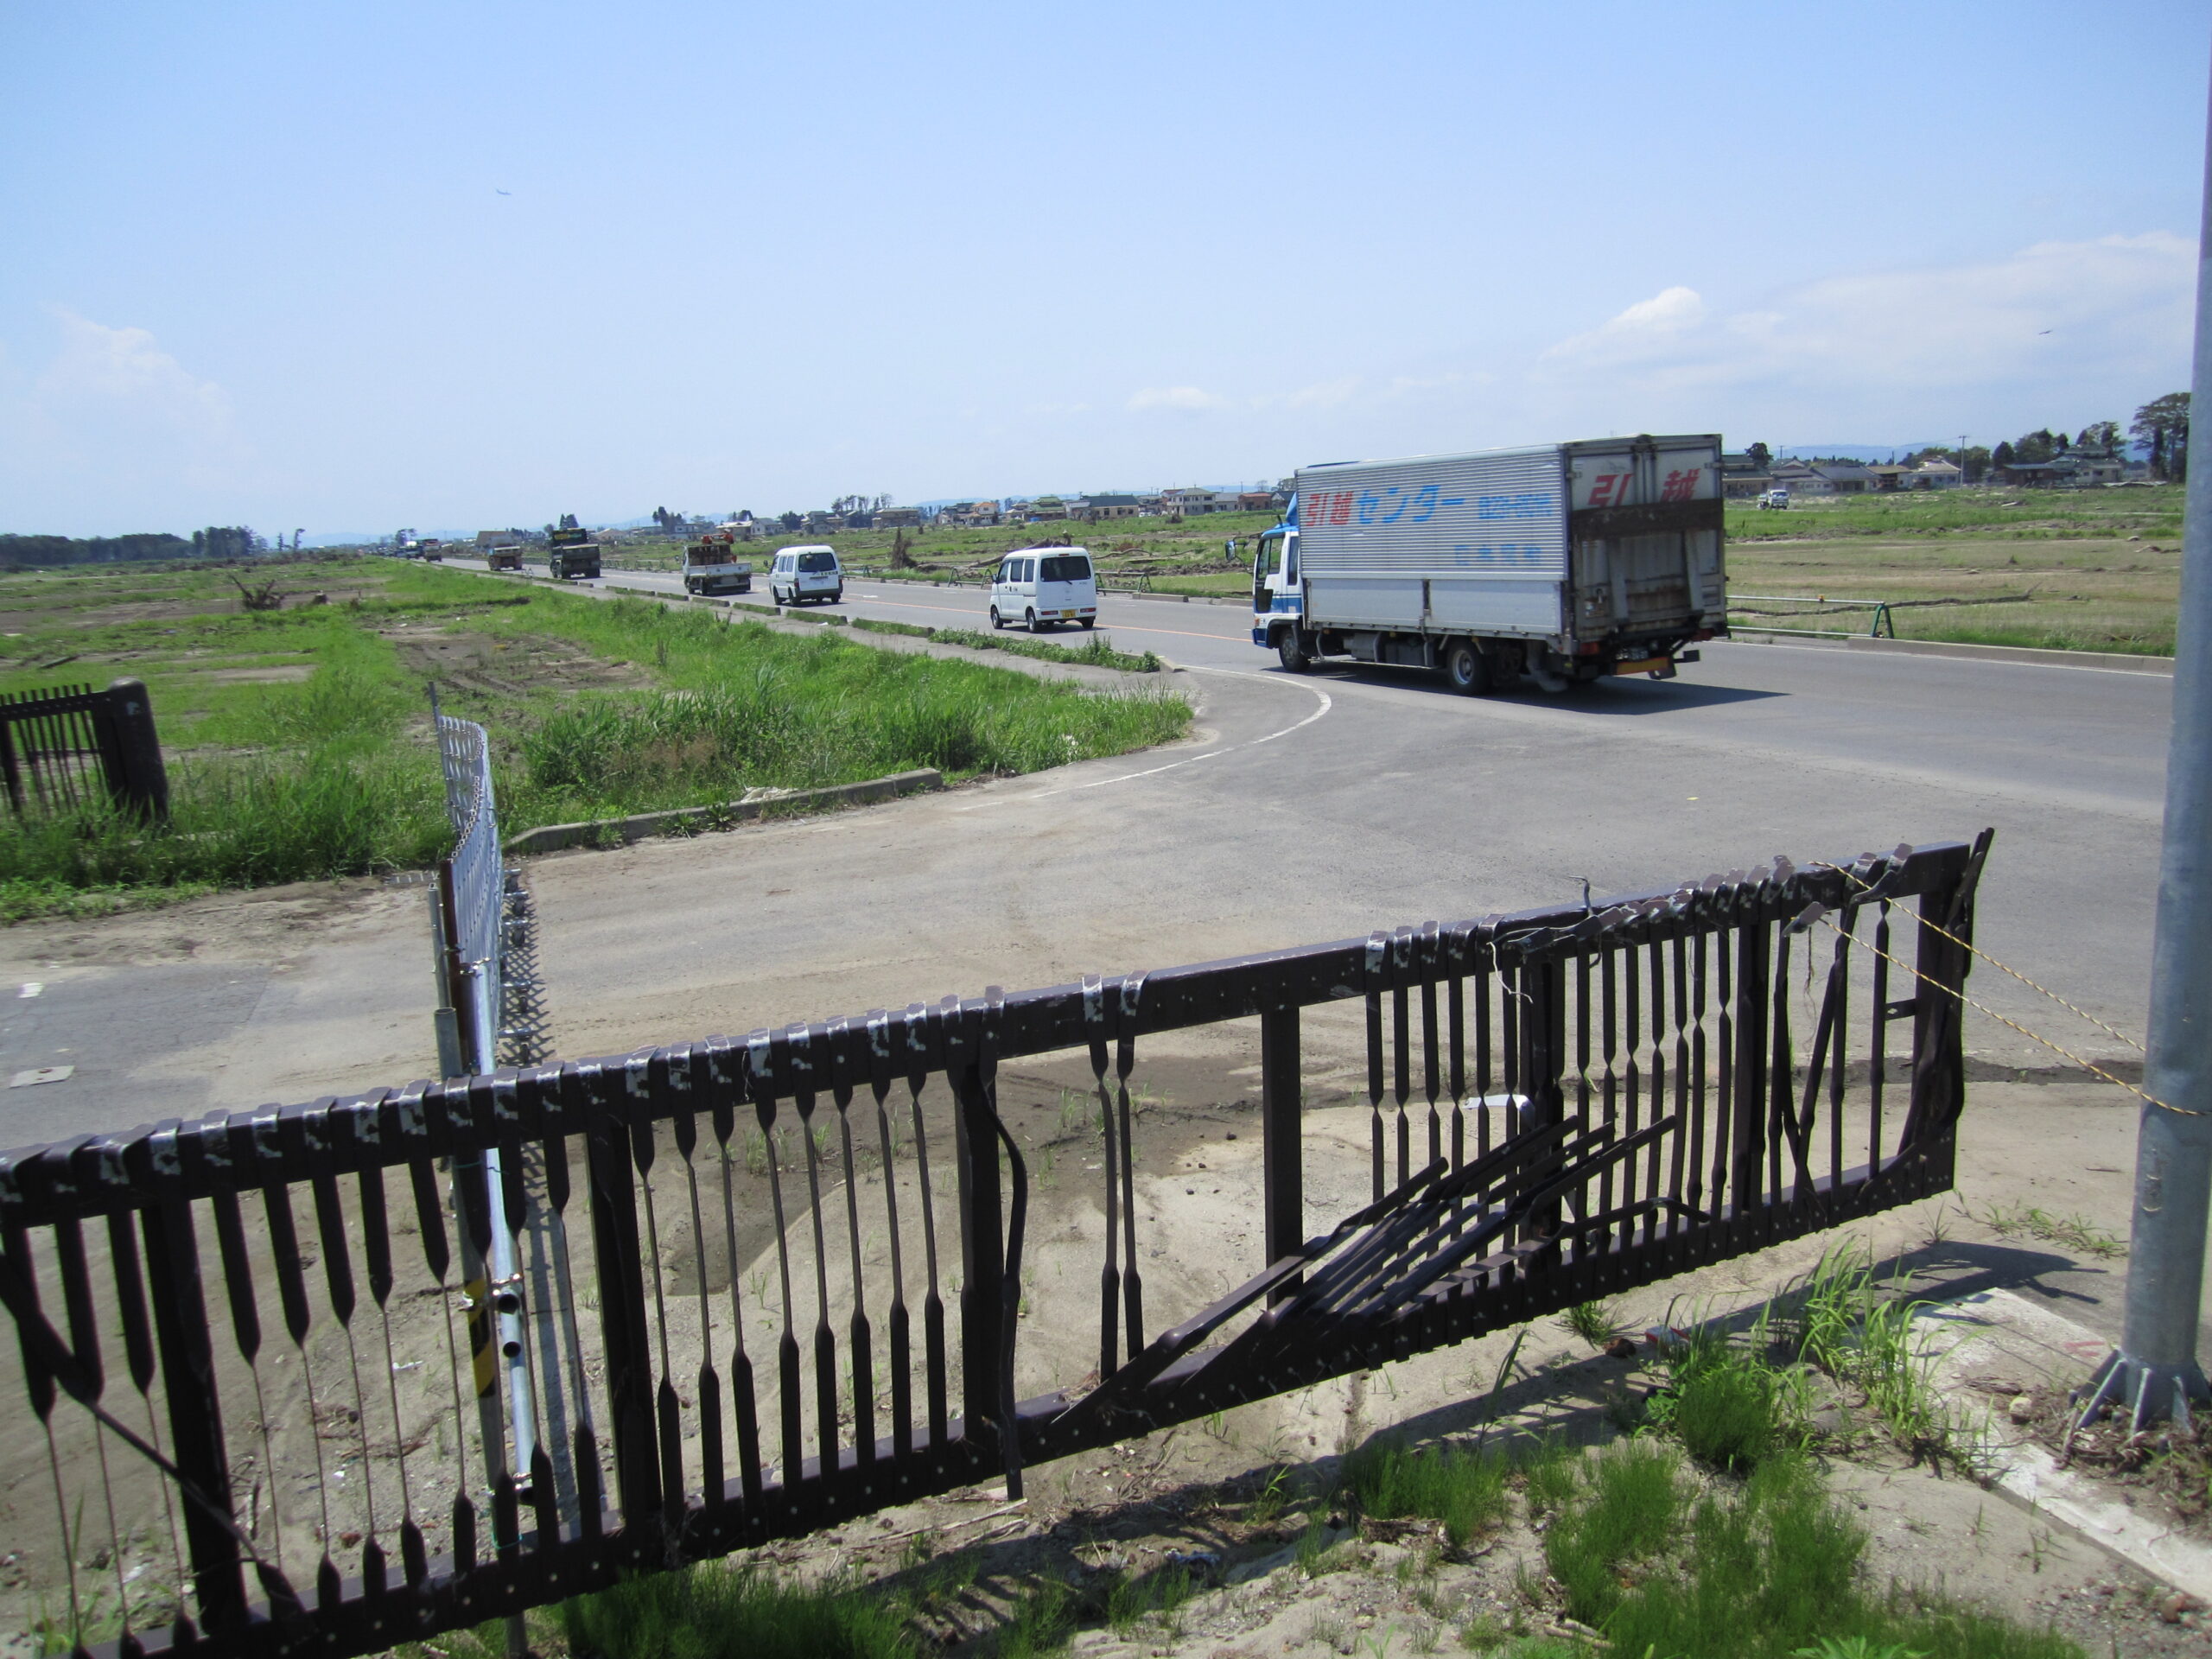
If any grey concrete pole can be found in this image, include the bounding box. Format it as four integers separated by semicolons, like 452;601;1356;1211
2081;48;2212;1433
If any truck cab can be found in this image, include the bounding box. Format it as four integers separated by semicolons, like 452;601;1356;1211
546;526;601;581
1250;512;1305;670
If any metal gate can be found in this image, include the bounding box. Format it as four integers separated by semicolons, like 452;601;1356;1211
0;834;1986;1659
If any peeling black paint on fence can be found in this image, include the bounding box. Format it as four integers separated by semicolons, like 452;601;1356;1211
0;835;1988;1659
0;677;168;820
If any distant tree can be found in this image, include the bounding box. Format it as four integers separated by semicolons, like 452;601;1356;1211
1992;441;2016;474
2133;392;2190;481
1961;445;1992;483
559;513;581;531
779;511;802;532
2077;420;2120;454
2011;429;2056;464
1745;441;1772;470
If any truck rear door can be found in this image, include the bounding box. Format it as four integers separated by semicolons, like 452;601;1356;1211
1563;436;1725;646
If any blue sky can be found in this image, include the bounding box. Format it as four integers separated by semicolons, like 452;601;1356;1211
2;2;2204;537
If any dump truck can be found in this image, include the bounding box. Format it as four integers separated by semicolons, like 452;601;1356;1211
486;545;525;572
1251;434;1726;692
682;531;753;595
546;525;601;581
418;538;444;563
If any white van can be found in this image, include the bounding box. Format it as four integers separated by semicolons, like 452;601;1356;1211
767;545;843;606
990;547;1098;631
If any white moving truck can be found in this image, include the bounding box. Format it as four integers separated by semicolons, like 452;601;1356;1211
1252;435;1726;692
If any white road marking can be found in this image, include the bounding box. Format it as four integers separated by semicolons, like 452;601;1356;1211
956;666;1332;808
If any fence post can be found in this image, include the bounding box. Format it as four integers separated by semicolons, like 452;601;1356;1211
949;1002;1007;1464
101;678;169;819
142;1192;247;1630
1520;960;1567;1235
1730;920;1770;1222
1260;1006;1303;1302
581;1064;661;1534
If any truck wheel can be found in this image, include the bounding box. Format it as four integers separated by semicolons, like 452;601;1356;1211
1444;638;1490;696
1078;618;1096;630
1024;608;1038;632
989;607;1004;629
1277;631;1310;673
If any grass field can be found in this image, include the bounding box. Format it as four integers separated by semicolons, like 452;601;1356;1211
1726;485;2183;655
0;559;1189;918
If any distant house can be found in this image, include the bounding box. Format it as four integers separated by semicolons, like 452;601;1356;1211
1075;493;1141;521
944;501;1000;527
1812;462;1878;494
1867;466;1914;493
1768;461;1832;496
1907;460;1963;490
875;506;922;528
1236;492;1274;512
1997;451;2124;489
1718;454;1771;499
1160;487;1226;516
1028;495;1071;521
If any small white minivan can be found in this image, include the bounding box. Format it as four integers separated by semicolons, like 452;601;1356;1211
990;548;1098;631
768;545;843;606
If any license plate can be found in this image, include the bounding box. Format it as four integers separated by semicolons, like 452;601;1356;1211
1615;655;1670;676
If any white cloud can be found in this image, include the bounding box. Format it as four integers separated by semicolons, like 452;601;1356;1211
1543;284;1707;364
0;312;252;518
1535;234;2193;400
1128;385;1230;411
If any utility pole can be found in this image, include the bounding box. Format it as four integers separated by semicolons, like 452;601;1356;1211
2078;49;2212;1432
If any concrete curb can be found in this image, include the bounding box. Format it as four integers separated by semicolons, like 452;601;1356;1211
1916;1286;2212;1600
1128;589;1245;607
1728;629;2174;675
504;769;944;856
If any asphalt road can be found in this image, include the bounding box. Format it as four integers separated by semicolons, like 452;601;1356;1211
0;555;2182;1362
0;560;2170;1146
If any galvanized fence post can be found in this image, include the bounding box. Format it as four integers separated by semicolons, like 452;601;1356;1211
2081;54;2212;1431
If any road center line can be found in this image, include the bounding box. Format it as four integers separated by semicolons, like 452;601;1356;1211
955;666;1332;808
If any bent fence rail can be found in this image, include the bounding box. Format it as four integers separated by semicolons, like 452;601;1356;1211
0;835;1988;1659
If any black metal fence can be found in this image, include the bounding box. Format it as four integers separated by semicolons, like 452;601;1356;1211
0;678;168;821
0;835;1987;1659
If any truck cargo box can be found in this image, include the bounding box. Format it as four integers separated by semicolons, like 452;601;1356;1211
1255;434;1726;690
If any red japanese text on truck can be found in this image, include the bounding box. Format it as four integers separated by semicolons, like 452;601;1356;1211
1252;435;1726;693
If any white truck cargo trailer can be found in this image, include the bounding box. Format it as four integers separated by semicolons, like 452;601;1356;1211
1251;434;1726;692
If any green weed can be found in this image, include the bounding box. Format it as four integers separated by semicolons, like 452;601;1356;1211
1556;1299;1627;1350
1340;1436;1511;1548
561;1560;915;1659
1975;1202;2125;1258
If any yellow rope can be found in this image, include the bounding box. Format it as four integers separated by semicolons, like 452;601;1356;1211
1821;861;2145;1054
1813;912;2190;1116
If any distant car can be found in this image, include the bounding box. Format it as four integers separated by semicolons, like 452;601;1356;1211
991;548;1099;631
769;545;842;606
1758;489;1791;511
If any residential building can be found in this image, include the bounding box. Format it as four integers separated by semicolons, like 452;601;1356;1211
1074;493;1141;521
1812;461;1878;494
1999;451;2125;488
1907;460;1963;490
1160;486;1227;515
1236;492;1275;512
875;506;922;528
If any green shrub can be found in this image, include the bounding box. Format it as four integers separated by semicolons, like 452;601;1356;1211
563;1561;914;1659
1339;1436;1510;1547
